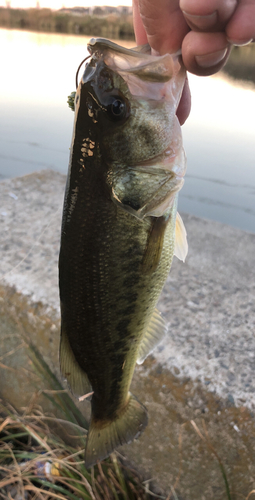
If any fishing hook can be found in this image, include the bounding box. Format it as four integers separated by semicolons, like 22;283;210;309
75;54;91;89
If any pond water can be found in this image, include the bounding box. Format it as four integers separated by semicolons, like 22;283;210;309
0;28;254;233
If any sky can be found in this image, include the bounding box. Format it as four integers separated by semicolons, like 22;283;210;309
1;0;132;7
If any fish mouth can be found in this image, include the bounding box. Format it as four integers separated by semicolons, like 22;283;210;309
88;38;152;59
135;142;186;181
86;37;185;102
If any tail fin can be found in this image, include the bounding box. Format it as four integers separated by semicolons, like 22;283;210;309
85;393;148;468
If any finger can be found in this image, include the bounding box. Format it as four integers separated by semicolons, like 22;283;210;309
182;31;231;75
137;0;189;54
180;0;237;31
176;78;191;125
133;0;148;45
133;0;191;123
226;0;255;45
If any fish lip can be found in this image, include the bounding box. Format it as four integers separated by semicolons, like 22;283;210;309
88;37;151;58
135;146;174;167
88;37;183;59
86;37;185;102
135;144;186;179
87;37;183;81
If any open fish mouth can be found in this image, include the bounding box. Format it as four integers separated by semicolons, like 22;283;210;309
81;38;187;220
81;38;186;105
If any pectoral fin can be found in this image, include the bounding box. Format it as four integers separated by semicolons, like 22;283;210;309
142;215;169;273
174;212;188;262
60;326;92;399
137;308;167;365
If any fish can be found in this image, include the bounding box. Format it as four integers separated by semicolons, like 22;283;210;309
59;38;188;468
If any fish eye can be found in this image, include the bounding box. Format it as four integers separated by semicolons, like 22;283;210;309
106;95;129;121
111;99;125;116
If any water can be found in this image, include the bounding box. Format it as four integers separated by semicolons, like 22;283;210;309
182;75;255;233
0;28;254;233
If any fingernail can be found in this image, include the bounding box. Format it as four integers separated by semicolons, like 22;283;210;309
227;38;253;47
195;48;228;68
182;10;217;30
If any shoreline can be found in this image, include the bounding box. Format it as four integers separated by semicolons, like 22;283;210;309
0;7;135;41
1;27;255;85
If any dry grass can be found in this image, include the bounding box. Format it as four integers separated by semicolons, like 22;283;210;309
0;405;153;500
190;419;231;500
0;343;164;500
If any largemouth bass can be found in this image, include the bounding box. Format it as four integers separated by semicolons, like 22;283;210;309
59;38;187;468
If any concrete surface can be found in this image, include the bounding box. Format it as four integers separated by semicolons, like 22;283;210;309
0;170;255;499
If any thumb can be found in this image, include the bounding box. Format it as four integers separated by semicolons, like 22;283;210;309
135;0;189;54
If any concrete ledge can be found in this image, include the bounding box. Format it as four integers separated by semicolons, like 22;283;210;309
1;170;255;499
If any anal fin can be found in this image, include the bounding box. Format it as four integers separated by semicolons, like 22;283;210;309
137;308;167;365
60;326;92;399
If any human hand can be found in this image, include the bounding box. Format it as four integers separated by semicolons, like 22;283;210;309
133;0;255;124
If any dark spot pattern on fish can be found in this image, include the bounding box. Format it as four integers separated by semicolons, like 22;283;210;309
121;198;141;211
122;275;137;289
116;318;130;334
117;292;138;305
113;338;128;351
121;245;144;260
59;38;186;466
138;126;152;147
122;305;136;317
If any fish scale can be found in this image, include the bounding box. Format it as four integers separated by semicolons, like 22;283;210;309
59;38;187;467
